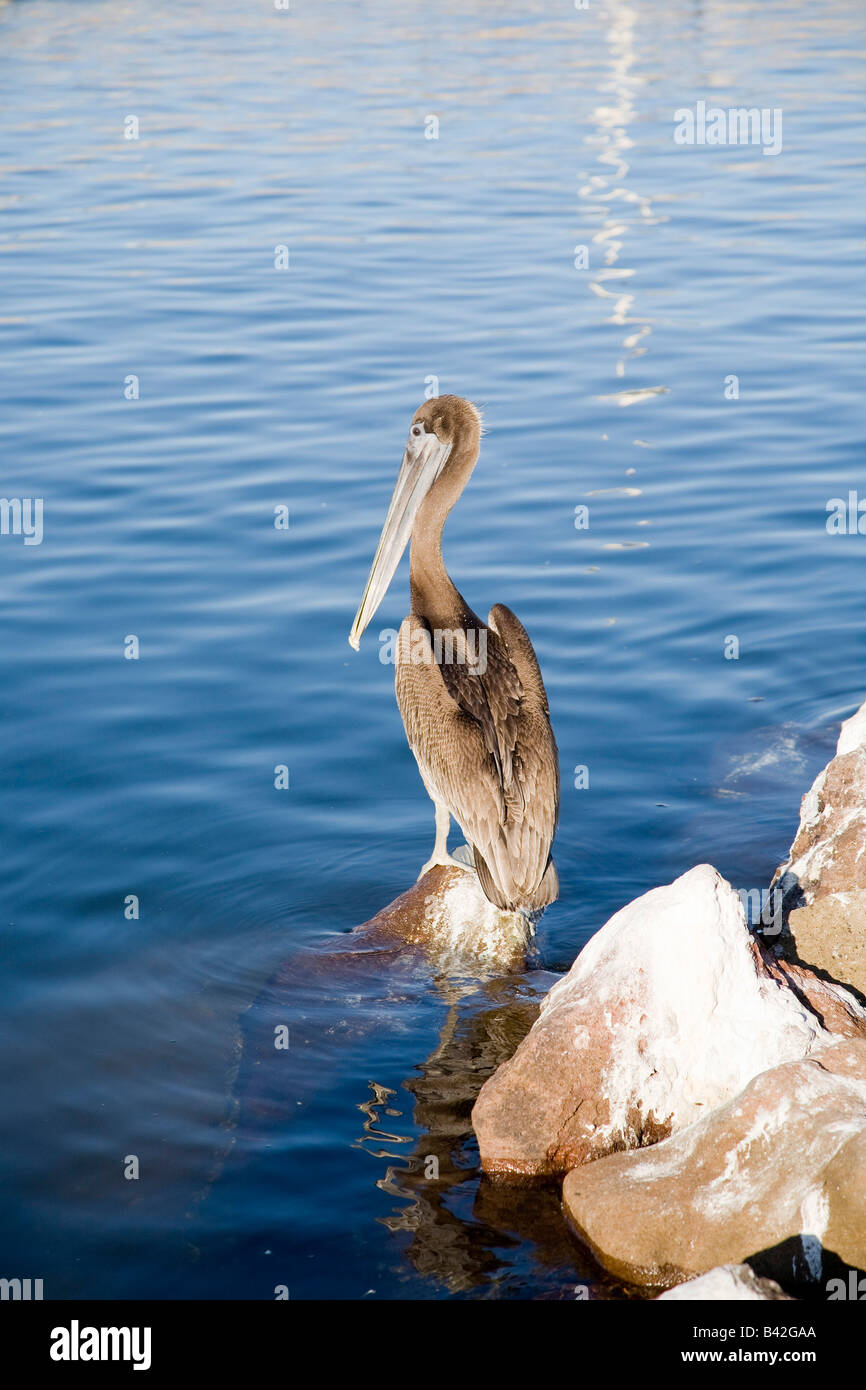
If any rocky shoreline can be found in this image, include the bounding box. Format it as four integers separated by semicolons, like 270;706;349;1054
471;697;866;1298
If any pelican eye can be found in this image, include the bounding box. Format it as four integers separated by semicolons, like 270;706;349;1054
411;424;423;438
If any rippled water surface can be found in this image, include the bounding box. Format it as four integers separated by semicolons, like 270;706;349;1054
1;0;864;1298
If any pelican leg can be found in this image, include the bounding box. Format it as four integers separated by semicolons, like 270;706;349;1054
418;802;460;879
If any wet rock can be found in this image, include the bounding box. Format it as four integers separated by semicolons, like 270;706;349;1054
355;862;533;971
562;1040;866;1288
656;1264;792;1301
472;865;866;1177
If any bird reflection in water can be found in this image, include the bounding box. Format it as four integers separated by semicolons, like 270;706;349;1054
221;892;623;1298
350;974;604;1296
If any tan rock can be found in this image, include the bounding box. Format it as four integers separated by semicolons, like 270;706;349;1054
770;698;866;999
472;865;866;1177
563;1040;866;1288
773;700;866;911
786;893;866;1002
823;1125;866;1269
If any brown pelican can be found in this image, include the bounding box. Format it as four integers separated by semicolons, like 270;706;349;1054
349;395;559;913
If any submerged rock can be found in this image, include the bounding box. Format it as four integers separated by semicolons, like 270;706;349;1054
472;865;864;1177
354;862;533;972
656;1264;792;1301
773;698;866;997
563;1040;866;1288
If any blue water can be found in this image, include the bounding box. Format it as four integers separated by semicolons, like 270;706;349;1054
1;0;864;1299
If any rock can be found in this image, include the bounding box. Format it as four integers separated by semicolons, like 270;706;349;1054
472;864;866;1176
762;948;866;1039
353;862;533;971
786;894;866;1004
769;698;866;998
773;698;866;914
562;1039;866;1288
656;1264;792;1301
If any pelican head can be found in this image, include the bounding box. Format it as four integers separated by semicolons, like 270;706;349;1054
349;396;482;649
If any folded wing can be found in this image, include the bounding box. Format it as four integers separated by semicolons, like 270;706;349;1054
394;605;559;911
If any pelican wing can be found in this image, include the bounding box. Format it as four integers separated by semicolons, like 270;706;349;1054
487;604;560;904
394;611;559;911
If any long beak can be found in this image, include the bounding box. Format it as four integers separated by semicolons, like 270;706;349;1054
349;435;451;649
